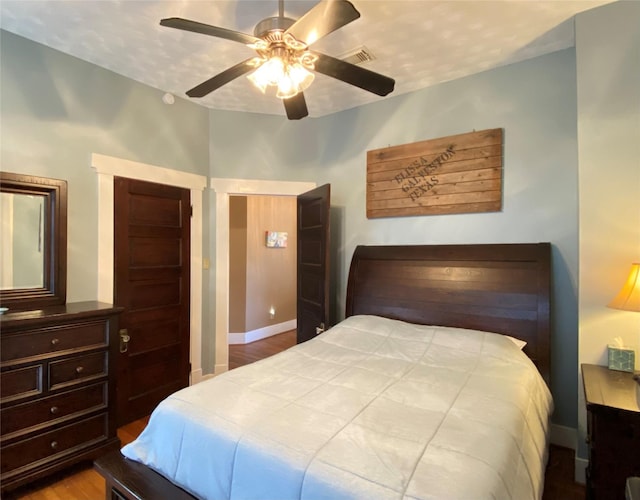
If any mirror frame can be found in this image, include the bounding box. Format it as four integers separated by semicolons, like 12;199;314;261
0;172;67;311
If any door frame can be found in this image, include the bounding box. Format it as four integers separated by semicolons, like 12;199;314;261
91;153;208;383
210;178;315;374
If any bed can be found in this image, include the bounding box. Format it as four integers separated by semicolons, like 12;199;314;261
95;243;553;500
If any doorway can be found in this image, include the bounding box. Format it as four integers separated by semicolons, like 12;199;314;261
91;153;207;382
210;178;315;374
228;194;298;346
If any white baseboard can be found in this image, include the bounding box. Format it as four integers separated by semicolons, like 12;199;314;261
549;424;586;485
214;363;228;375
190;368;203;385
229;319;297;345
550;423;577;450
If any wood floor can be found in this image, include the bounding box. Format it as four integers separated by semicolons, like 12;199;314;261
7;330;585;500
228;329;297;370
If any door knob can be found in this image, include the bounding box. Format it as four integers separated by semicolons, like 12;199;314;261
119;329;131;353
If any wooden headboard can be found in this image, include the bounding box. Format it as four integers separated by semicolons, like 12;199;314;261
345;243;551;385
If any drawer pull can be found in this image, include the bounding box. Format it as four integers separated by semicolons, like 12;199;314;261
51;338;60;346
76;366;84;374
50;441;58;450
50;406;59;414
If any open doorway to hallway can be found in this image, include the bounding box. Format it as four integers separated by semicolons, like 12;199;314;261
210;178;315;375
228;194;297;347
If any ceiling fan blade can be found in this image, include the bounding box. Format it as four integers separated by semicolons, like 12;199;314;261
285;0;360;46
160;18;260;46
186;58;258;98
283;93;309;120
312;52;395;96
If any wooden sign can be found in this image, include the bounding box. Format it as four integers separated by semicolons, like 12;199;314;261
366;128;503;218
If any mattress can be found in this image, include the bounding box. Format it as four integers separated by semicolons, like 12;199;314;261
121;315;553;500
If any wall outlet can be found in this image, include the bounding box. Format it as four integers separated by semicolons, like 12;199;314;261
269;307;275;319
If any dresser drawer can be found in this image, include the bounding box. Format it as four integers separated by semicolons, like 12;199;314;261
1;383;107;440
0;413;108;478
49;352;107;390
1;321;108;364
0;302;121;495
0;365;43;404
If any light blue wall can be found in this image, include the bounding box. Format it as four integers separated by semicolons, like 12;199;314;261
575;0;640;461
210;49;580;428
0;29;211;356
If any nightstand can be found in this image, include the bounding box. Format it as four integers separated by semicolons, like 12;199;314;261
582;363;640;500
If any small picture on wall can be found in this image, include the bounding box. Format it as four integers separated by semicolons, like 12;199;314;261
266;231;288;248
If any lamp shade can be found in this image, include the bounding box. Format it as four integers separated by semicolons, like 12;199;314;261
608;263;640;312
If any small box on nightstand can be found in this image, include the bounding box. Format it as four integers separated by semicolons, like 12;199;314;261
608;345;636;372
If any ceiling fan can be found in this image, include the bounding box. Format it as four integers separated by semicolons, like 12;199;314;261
160;0;395;120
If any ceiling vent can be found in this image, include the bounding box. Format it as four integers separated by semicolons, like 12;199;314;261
340;46;376;65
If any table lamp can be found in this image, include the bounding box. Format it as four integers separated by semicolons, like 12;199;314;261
609;263;640;312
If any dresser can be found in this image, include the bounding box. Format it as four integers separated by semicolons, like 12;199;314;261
582;363;640;500
0;301;122;494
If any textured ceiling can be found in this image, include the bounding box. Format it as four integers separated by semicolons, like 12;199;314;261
0;0;612;118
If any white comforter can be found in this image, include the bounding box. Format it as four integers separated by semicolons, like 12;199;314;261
122;315;553;500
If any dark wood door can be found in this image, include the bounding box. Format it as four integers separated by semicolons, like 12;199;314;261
114;177;191;426
296;184;330;344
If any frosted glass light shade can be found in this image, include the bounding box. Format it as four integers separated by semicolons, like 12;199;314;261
247;57;285;93
247;49;315;99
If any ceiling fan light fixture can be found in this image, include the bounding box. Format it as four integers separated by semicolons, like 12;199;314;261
289;62;315;90
276;74;297;99
162;0;394;119
248;53;286;93
247;38;317;99
275;63;314;99
246;71;267;93
283;32;307;51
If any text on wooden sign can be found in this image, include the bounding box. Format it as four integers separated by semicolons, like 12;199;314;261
367;128;503;218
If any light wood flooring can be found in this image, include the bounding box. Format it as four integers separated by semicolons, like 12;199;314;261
7;329;584;500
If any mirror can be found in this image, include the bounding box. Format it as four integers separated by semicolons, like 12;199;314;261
1;192;45;290
0;172;67;311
